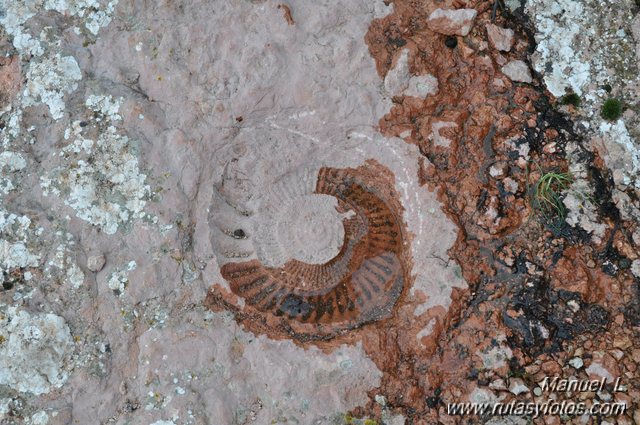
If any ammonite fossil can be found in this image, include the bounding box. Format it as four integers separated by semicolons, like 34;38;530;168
207;160;410;340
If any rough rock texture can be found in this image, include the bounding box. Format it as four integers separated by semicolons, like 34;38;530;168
526;0;640;230
1;0;640;423
0;0;463;423
365;0;640;422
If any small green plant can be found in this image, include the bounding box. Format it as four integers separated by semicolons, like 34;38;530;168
532;171;574;221
560;93;581;107
601;98;622;121
342;415;376;425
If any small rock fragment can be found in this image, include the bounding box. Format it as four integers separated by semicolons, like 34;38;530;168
501;60;532;83
87;254;106;272
609;349;624;361
489;161;509;179
597;390;612;402
586;353;618;381
631;259;640;278
431;121;457;148
541;360;561;375
427;8;478;36
502;177;519;193
384;49;410;94
509;378;529;395
489;379;507;391
567;299;580;312
568;357;584;369
486;24;514;52
492;77;508;93
404;74;439;98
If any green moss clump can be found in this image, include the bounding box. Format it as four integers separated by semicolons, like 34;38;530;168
560;93;581;107
363;420;378;425
601;98;623;121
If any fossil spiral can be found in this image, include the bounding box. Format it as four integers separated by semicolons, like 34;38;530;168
208;160;410;339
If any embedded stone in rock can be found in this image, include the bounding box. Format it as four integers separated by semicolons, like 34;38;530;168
384;49;411;94
501;60;532;83
569;357;584;369
586;353;618;382
431;121;458;148
509;378;529;395
87;254;106;272
384;49;438;98
486;23;514;52
404;74;439;98
427;8;478;37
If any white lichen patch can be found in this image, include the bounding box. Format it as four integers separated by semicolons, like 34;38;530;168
599;120;640;189
564;184;606;242
0;0;118;54
562;143;607;241
0;2;42;56
0;307;73;395
85;93;122;121
27;411;49;425
23;54;82;120
0;240;40;276
526;0;640;233
0;152;27;171
107;260;136;295
44;0;119;35
47;242;85;289
527;0;638;101
526;0;590;96
0;110;24;148
0;151;27;196
42;95;151;234
0;210;40;280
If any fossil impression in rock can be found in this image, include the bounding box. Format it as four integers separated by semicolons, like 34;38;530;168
207;160;410;340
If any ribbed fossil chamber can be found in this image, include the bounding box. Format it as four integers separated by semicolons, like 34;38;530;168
209;163;409;336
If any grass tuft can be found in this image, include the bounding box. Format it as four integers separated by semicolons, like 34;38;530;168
560;93;581;107
532;171;574;221
601;98;622;121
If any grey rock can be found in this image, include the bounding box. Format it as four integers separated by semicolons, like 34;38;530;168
501;60;533;83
